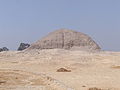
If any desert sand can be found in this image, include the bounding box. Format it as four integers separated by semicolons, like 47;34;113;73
0;49;120;90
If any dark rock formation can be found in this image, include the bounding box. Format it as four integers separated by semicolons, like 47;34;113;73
0;47;9;52
2;47;9;51
0;48;3;52
28;29;101;51
18;43;30;51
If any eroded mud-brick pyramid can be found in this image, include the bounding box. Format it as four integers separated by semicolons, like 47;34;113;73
28;29;101;50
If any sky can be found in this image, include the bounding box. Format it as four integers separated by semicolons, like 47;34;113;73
0;0;120;51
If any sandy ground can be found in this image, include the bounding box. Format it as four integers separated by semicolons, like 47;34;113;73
0;49;120;90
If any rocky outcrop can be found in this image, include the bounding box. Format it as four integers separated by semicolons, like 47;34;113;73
57;68;71;72
28;29;101;51
18;43;30;51
0;47;9;52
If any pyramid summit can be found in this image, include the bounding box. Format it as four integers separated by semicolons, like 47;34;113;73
28;29;101;50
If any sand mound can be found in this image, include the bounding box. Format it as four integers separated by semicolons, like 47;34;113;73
28;29;101;51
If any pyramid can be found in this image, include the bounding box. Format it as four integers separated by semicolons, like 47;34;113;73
28;29;101;50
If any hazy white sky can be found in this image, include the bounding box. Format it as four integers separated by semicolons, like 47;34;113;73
0;0;120;51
